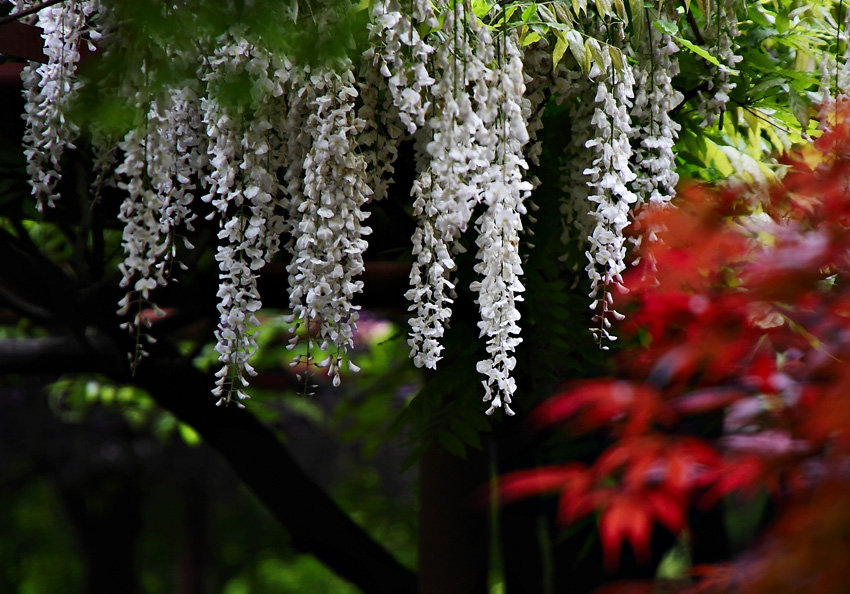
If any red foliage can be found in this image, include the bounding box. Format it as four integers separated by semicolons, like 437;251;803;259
499;112;850;589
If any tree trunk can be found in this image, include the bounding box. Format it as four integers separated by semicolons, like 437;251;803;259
418;441;489;594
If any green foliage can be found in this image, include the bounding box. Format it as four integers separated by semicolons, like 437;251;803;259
221;555;361;594
0;481;84;594
74;0;369;136
44;375;210;445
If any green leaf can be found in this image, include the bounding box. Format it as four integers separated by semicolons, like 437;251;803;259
437;430;467;458
673;35;734;71
566;28;586;68
473;0;493;18
609;45;624;72
552;2;573;24
788;87;810;130
521;30;542;45
613;0;626;20
654;18;678;36
586;38;607;71
553;30;569;69
542;21;574;32
178;422;201;446
521;2;537;22
629;0;644;41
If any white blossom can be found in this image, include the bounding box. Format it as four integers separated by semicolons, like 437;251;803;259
470;30;532;416
521;43;553;171
697;3;743;127
631;30;682;209
20;0;96;209
115;42;209;367
405;5;494;369
202;36;288;405
358;52;402;203
553;64;597;265
9;5;750;417
368;0;436;134
583;42;638;345
286;66;372;387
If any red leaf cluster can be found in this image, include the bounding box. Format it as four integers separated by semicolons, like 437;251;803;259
499;111;850;588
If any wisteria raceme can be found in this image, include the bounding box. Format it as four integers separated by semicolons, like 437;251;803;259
405;4;493;369
286;66;372;387
358;54;402;203
821;4;850;126
521;43;553;171
202;36;288;405
159;84;205;246
697;2;743;127
20;0;95;209
117;84;205;294
280;63;315;238
115;85;174;364
631;30;682;212
470;30;532;416
820;57;838;127
114;47;207;364
86;0;122;199
368;0;436;135
583;43;637;346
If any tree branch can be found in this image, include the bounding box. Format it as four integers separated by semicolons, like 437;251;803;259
0;333;418;594
0;0;66;27
131;349;418;594
0;335;119;375
684;4;706;47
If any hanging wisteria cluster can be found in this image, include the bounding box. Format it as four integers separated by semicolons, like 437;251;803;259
696;0;742;127
10;0;747;414
820;3;850;126
15;0;97;209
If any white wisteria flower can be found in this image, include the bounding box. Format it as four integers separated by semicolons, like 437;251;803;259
358;53;402;203
469;30;532;415
697;3;743;127
6;0;769;418
582;41;637;346
631;30;682;210
405;4;496;370
20;0;95;209
202;35;288;406
368;0;436;134
406;6;469;366
286;66;372;387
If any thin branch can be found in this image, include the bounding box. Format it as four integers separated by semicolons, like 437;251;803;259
735;102;797;137
684;3;706;46
0;336;118;375
0;283;56;323
0;0;66;27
